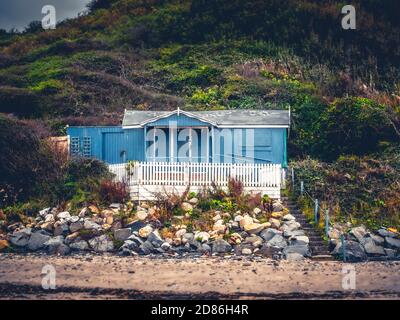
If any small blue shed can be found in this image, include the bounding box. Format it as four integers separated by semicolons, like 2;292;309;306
67;108;290;166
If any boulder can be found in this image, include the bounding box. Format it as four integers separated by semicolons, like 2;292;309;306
136;210;148;221
126;220;146;232
109;203;122;209
253;207;262;215
349;225;367;243
283;229;305;239
333;240;367;262
260;244;282;259
138;225;153;238
242;248;252;255
175;229;187;238
377;228;398;238
161;242;171;251
10;228;32;247
69;221;84;233
84;220;102;231
27;232;51;251
239;215;253;229
212;239;232;253
139;241;154;255
385;237;400;250
272;202;284;212
188;197;198;205
65;232;80;244
114;228;132;242
0;240;9;251
180;202;193;212
271;212;283;219
53;221;69;236
39;208;51;218
89;235;114;252
69;240;89;251
291;235;309;246
57;211;71;220
147;231;164;247
370;233;385;246
361;237;385;256
195;231;210;243
266;234;287;249
40;222;54;232
283;244;311;257
44;214;55;223
282;214;295;221
244;223;265;234
213;220;227;233
260;228;282;242
269;218;281;229
120;240;139;252
44;236;65;254
244;235;263;248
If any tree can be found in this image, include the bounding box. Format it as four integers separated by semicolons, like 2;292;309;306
86;0;114;12
24;20;43;34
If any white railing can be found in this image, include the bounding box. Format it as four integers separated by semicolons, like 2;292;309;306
108;162;282;188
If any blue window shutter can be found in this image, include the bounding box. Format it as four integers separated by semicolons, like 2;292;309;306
70;137;80;157
82;137;92;157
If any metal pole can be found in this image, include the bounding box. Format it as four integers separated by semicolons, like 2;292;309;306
325;209;329;238
300;181;304;196
291;167;294;190
341;234;346;262
314;199;319;224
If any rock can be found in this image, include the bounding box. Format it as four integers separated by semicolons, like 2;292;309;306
260;228;282;242
188;197;198;205
161;242;171;251
333;240;367;262
39;208;51;218
349;225;367;243
0;240;9;251
128;234;144;246
234;215;243;222
53;221;69;236
361;237;385;256
229;233;243;244
212;239;232;253
271;212;283;219
269;218;281;229
136;210;148;221
88;205;100;214
291;235;309;246
244;223;265;234
138;225;153;238
69;216;80;223
70;240;89;251
180;202;193;212
10;228;32;247
283;229;305;239
281;221;301;233
260;245;282;258
283;245;311;257
285;252;305;261
242;248;252;255
239;215;253;229
69;221;83;233
140;202;150;209
195;231;210;243
377;228;398;238
199;243;211;253
282;214;295;221
65;232;80;244
147;230;164;247
89;235;114;252
114;228;132;241
105;216;114;225
44;236;65;254
78;207;88;218
253;207;262;215
40;222;54;232
84;220;102;231
57;211;71;220
175;229;187;238
109;203;121;209
272;202;284;212
213;220;227;233
385;237;400;249
44;214;55;223
384;248;397;259
126;220;146;232
212;214;222;222
370;233;385;246
266;234;287;249
139;241;154;255
27;232;51;251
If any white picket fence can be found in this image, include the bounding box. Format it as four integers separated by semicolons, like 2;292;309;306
108;162;283;199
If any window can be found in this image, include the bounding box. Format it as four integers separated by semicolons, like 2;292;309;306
82;137;92;157
70;137;80;157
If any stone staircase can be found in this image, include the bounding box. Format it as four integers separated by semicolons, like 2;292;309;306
282;196;334;261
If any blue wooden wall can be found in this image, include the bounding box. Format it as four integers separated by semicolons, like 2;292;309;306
67;125;287;166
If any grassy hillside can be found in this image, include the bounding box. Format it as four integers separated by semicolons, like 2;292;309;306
0;0;399;226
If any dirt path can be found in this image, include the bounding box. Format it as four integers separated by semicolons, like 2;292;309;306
0;253;399;299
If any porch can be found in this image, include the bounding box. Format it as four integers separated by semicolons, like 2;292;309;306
108;162;284;200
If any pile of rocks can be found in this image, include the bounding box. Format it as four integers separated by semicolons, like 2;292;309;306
1;199;311;260
329;225;400;262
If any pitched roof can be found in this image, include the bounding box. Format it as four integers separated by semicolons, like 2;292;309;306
122;108;290;128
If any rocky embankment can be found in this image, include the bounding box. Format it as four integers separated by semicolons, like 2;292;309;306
0;199;313;261
329;224;400;261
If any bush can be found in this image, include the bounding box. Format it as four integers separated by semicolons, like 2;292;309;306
98;179;129;204
66;158;110;183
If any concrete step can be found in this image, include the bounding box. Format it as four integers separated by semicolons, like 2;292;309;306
311;254;335;261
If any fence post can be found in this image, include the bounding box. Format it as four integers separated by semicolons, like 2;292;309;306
314;199;319;224
325;209;329;237
341;233;346;262
300;181;304;196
